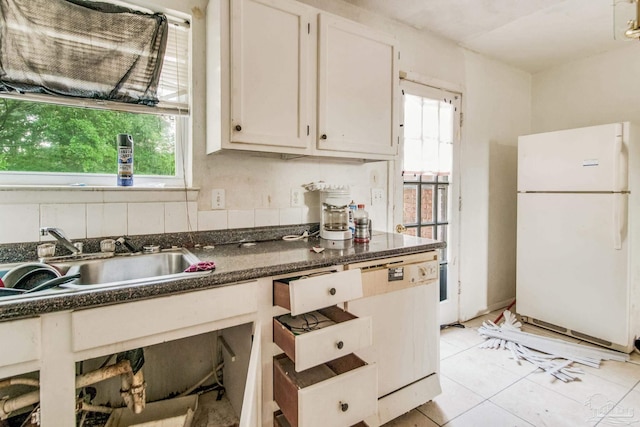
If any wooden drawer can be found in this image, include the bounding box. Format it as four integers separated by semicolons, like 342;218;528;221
275;412;368;427
273;353;377;427
273;306;372;371
273;269;363;315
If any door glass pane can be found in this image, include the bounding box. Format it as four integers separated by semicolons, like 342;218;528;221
404;139;422;173
438;184;448;222
439;102;454;144
439;264;448;302
420;226;435;239
421;185;435;223
404;227;417;237
439;141;453;174
422;138;439;173
422;99;439;139
437;225;448;261
403;94;422;139
403;185;418;224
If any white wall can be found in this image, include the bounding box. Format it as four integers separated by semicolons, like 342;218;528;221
459;50;531;320
0;0;533;322
532;44;640;132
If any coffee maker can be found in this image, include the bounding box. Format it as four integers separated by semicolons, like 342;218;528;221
319;189;352;240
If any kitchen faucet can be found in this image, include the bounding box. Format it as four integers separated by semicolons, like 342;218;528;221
39;227;79;254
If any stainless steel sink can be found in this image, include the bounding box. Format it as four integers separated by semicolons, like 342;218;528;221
52;248;211;290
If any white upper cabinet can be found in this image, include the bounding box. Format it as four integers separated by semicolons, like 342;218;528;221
317;13;399;158
229;0;313;154
213;0;399;160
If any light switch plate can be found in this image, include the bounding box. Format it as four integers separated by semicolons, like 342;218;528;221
291;188;303;207
371;188;384;206
211;189;225;209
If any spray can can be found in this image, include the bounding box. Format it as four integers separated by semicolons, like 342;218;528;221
117;134;134;187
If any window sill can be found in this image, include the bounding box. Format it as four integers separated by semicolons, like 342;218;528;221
0;185;199;204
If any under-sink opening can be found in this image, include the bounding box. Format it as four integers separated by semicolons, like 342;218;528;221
0;369;40;426
75;324;254;427
0;324;255;427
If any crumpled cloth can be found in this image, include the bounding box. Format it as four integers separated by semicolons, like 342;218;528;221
184;261;216;272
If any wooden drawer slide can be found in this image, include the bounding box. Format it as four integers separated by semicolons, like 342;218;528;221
273;306;372;371
273;353;377;427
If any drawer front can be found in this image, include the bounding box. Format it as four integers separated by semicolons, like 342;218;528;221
298;363;377;427
274;307;372;371
274;353;377;427
0;317;41;367
72;281;258;352
274;269;362;315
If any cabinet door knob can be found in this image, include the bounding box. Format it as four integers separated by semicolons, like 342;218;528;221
329;287;336;296
340;402;349;412
235;124;242;131
321;134;327;140
336;341;344;350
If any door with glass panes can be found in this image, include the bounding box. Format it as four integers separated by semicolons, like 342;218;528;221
399;80;461;325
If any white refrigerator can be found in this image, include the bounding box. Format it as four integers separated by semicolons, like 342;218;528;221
516;122;640;352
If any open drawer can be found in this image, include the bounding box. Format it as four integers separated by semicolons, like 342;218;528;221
273;353;377;427
273;269;363;315
275;412;368;427
273;306;372;371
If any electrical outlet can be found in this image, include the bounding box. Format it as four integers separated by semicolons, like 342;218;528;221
291;188;303;207
371;188;384;206
211;189;225;209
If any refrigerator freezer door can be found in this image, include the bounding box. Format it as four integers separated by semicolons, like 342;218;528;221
516;193;630;347
518;123;628;192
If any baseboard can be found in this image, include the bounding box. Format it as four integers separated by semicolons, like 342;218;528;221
487;297;516;314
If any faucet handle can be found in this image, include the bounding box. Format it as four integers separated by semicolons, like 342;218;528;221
116;236;142;253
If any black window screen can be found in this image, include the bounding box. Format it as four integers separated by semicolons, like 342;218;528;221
0;0;168;105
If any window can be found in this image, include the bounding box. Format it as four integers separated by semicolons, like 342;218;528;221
0;1;190;187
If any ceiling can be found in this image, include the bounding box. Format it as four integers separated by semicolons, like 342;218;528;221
341;0;640;73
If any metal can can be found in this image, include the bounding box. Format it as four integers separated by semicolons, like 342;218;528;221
117;134;134;187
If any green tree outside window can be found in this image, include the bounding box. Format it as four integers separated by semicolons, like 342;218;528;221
0;98;176;176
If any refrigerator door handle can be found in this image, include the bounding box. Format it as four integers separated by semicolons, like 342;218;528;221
613;193;626;250
614;123;626;192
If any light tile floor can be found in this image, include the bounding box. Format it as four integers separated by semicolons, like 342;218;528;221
382;309;640;427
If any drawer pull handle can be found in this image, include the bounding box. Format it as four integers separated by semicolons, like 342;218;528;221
235;124;242;131
340;402;349;412
336;341;344;350
329;287;337;296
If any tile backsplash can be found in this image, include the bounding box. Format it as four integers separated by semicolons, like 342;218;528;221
0;199;318;244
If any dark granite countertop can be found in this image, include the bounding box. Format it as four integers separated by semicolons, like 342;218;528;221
0;229;444;321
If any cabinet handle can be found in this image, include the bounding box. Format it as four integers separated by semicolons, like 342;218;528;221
336;341;344;350
329;287;336;296
321;134;327;140
235;125;242;131
340;402;349;412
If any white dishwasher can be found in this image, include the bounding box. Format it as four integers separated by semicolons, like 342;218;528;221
345;251;441;427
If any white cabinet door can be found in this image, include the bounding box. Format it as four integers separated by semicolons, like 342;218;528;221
230;0;312;152
317;13;398;157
